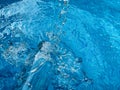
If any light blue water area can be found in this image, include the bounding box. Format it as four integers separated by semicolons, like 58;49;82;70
0;0;120;90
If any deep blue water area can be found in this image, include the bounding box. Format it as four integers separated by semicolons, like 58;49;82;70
0;0;21;9
0;0;120;90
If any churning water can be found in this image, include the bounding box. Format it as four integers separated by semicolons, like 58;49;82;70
0;0;120;90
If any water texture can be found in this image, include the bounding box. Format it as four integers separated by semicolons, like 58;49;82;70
0;0;120;90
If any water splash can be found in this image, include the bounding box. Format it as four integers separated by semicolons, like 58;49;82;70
0;0;120;90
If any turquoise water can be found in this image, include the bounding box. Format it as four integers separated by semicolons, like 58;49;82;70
0;0;120;90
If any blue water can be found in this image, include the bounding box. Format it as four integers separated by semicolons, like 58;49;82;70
0;0;120;90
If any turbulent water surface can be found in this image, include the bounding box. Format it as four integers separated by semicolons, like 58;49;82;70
0;0;120;90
